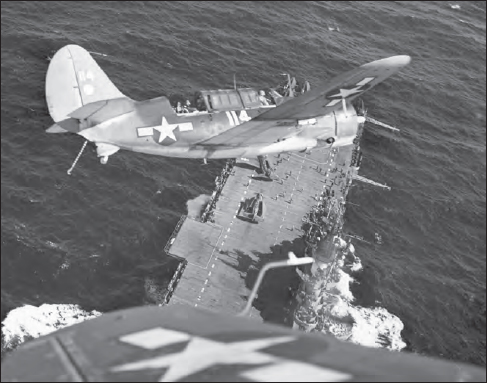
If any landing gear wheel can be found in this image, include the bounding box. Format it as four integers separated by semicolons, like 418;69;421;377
326;137;335;144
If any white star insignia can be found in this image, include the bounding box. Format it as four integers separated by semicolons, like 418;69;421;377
136;118;194;143
111;327;351;382
327;86;364;99
154;117;177;142
113;328;293;381
325;77;375;107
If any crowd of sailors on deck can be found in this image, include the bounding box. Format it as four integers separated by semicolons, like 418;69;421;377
201;160;235;223
301;188;345;257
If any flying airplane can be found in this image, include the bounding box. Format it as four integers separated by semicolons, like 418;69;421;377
45;45;411;175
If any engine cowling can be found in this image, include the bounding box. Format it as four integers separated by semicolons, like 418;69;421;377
314;102;359;147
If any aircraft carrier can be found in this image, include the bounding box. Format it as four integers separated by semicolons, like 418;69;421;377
161;106;391;330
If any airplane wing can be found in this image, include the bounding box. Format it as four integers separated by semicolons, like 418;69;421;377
199;55;410;147
2;304;485;382
46;45;130;123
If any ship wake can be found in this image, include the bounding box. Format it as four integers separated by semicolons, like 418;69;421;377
294;243;406;352
1;304;101;356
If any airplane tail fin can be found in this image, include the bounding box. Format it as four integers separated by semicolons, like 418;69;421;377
45;44;131;124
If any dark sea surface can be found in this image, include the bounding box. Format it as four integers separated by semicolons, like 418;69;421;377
1;0;485;367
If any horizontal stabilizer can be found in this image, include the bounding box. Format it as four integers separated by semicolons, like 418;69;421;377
68;98;134;125
46;124;68;133
45;118;80;133
68;100;108;120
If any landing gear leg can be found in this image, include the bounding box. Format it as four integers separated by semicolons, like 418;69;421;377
257;155;273;178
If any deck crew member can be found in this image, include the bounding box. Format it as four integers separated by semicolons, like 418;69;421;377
258;90;269;106
176;101;183;113
183;99;194;113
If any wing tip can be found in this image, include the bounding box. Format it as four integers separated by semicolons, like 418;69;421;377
391;55;411;66
363;55;411;68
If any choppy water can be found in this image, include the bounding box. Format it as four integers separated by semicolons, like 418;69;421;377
1;1;485;366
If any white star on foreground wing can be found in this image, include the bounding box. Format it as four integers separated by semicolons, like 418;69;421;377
328;86;363;99
112;335;294;382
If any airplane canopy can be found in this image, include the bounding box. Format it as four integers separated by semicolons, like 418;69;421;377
196;88;263;112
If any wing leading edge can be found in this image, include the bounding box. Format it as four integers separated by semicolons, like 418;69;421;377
200;55;410;147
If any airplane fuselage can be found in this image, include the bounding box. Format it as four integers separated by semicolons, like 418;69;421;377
78;96;361;160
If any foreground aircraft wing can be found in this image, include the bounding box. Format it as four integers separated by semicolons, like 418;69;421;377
200;55;410;146
46;45;130;123
2;305;485;382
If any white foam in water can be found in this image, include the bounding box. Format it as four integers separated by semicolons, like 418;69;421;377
1;304;101;352
295;245;406;352
186;194;211;219
326;266;355;302
350;257;363;272
347;306;407;350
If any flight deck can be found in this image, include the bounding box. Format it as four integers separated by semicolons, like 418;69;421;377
163;134;362;321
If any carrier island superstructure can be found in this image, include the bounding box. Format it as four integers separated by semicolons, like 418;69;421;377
162;92;394;331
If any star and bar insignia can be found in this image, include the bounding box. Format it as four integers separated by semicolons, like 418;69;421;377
137;117;194;146
110;327;351;382
324;77;375;106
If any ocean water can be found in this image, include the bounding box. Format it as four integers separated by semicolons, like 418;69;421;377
1;0;485;367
